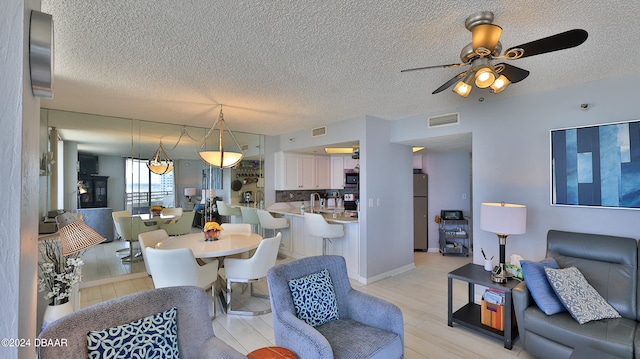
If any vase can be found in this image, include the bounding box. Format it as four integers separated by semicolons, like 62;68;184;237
42;301;73;330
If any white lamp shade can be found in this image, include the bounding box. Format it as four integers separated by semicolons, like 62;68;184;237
184;187;196;197
480;202;527;235
198;151;243;168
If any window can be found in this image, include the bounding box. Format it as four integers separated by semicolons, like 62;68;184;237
125;158;174;213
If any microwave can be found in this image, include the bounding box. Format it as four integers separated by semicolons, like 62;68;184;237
344;170;359;188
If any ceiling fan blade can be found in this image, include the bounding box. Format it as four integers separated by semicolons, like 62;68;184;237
401;63;466;73
432;71;469;94
507;29;588;58
495;63;529;83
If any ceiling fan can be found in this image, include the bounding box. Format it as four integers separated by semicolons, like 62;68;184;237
401;11;588;97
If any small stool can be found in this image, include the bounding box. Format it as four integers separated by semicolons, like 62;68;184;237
216;201;242;223
240;206;261;233
247;346;296;359
304;212;344;255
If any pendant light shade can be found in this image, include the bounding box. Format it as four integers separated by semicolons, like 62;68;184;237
199;106;245;168
452;72;475;98
490;74;511;93
472;24;502;55
147;142;174;175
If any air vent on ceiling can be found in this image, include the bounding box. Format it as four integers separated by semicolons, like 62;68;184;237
428;113;459;128
312;126;327;137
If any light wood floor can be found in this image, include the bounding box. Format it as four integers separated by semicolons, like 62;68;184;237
79;252;536;358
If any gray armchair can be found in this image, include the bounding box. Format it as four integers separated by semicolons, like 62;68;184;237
38;286;245;359
267;255;404;358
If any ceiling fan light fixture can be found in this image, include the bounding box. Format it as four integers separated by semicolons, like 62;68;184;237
147;142;174;175
472;24;503;55
490;74;511;94
474;66;497;88
198;106;245;169
452;72;475;98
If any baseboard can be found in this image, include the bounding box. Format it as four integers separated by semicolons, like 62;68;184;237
361;262;416;285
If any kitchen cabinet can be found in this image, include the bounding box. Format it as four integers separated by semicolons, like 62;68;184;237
315;156;331;189
344;157;359;171
330;156;344;189
275;152;332;190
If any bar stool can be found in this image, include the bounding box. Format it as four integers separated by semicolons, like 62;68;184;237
240;206;261;233
257;210;289;238
216;201;242;223
303;213;344;255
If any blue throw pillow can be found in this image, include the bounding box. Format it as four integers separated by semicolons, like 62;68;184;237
288;268;339;327
521;257;566;315
87;307;179;359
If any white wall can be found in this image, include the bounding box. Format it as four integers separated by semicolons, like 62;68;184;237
393;73;640;265
425;151;472;251
0;1;41;358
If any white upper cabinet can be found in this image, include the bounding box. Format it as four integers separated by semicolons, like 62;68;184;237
330;156;344;189
315;156;331;189
276;152;317;190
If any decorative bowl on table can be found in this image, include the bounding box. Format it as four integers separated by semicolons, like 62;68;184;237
150;206;163;216
203;221;223;241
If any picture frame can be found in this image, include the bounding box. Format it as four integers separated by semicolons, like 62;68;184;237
550;119;640;209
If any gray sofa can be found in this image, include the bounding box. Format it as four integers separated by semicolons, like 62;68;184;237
513;230;638;359
38;286;245;359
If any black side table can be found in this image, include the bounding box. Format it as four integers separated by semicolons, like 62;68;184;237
448;263;519;349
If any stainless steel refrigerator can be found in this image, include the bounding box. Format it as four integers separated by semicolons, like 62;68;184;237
413;173;428;251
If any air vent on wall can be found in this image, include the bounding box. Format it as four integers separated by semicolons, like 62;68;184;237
240;144;249;151
312;126;327;137
428;113;459;128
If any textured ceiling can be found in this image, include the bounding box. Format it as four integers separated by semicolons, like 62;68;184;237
41;0;640;138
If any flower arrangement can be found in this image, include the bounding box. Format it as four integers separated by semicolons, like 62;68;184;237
150;205;163;216
203;221;223;241
38;237;84;306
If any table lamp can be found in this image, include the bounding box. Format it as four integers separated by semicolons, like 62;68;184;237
56;212;106;255
184;187;196;201
480;202;527;283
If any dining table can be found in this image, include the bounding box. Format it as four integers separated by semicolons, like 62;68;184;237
155;231;263;259
135;213;178;225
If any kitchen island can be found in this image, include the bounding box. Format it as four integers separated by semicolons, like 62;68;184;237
267;202;361;282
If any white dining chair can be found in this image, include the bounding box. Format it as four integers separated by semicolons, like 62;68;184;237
218;232;282;315
116;216;159;263
145;247;220;318
138;229;169;275
304;212;344;255
239;206;260;233
161;207;183;217
112;210;132;255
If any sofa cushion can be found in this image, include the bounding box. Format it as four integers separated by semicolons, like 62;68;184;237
545;266;621;324
521;257;565;315
288;268;339;327
87;307;179;358
316;318;403;359
523;305;635;358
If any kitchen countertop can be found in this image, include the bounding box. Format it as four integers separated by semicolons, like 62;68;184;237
266;204;358;224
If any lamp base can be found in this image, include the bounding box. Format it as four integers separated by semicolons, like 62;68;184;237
491;263;511;283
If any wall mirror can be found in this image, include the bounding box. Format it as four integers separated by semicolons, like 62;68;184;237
39;109;264;284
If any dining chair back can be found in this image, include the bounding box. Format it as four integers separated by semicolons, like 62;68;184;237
221;223;252;233
161;207;183;217
159;210;195;236
117;216;159;263
111;210;131;239
138;229;169;275
219;232;282;315
239;206;260;233
304;212;344;255
145;247;220;318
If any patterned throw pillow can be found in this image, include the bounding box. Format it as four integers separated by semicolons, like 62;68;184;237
87;307;179;359
288;268;339;327
521;257;566;315
544;267;621;325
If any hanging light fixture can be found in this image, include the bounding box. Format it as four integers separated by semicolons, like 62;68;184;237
198;106;245;168
147;142;174;175
452;72;475;98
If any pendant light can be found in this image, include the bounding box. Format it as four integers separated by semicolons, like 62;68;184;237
147;142;174;175
198;106;244;168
